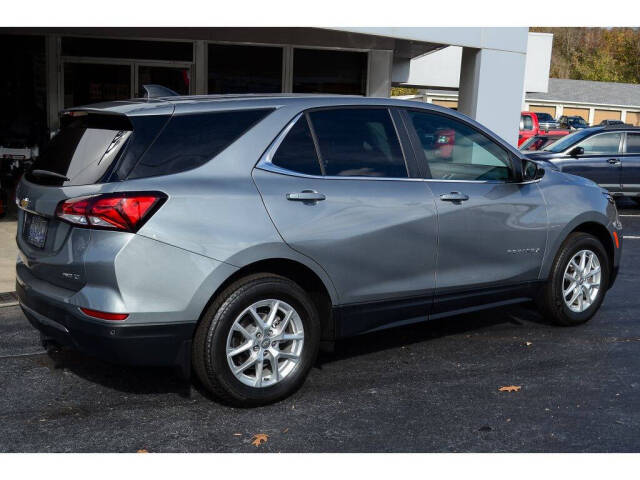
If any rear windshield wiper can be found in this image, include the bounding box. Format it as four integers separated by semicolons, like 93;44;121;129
30;170;70;181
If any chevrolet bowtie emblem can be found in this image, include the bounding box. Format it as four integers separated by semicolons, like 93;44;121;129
19;197;30;209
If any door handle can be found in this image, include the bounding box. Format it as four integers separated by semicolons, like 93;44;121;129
286;190;326;202
439;192;469;202
607;158;621;165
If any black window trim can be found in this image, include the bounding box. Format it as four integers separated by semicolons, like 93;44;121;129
257;105;421;181
401;106;519;184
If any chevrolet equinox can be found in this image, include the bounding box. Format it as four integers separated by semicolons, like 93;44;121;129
16;95;622;406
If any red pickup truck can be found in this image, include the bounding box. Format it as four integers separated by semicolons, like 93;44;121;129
519;111;570;146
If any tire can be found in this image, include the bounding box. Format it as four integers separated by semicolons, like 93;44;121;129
537;232;610;326
192;273;320;407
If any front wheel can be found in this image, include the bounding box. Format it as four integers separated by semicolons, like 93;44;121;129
537;232;610;326
192;273;320;406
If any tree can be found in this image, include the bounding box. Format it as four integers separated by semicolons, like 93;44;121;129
531;27;640;84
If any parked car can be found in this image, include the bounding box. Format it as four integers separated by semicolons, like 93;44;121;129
525;124;640;203
518;134;566;152
519;111;569;146
533;112;559;130
598;119;628;127
558;115;588;130
16;95;622;406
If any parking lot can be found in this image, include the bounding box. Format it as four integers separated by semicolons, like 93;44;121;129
1;200;639;452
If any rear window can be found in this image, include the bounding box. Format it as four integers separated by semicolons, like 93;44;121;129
127;108;274;179
26;113;132;186
535;113;554;122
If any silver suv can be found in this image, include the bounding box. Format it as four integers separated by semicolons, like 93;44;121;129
16;95;622;406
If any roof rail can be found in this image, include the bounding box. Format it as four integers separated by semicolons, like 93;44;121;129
140;84;179;98
602;123;640;130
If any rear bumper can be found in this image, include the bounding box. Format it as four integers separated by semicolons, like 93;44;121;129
17;280;195;367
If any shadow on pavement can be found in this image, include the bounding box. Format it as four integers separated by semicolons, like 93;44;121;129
320;303;549;365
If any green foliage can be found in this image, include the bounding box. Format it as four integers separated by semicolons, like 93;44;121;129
531;27;640;84
390;87;419;96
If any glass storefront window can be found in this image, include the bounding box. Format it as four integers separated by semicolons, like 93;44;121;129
64;63;131;108
138;66;190;96
62;37;193;62
293;49;367;95
208;44;283;94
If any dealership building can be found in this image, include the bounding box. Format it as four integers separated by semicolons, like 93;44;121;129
0;27;549;218
1;27;542;147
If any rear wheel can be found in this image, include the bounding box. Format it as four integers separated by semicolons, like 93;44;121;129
192;273;320;406
537;232;610;326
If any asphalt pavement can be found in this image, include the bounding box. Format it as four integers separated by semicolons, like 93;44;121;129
1;200;639;452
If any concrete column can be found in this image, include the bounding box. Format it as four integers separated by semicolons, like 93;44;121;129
367;50;393;97
588;107;595;126
45;34;61;134
194;40;208;95
621;110;627;123
458;46;527;146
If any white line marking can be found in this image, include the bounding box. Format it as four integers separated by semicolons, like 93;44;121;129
620;215;640;217
623;236;640;239
0;351;47;360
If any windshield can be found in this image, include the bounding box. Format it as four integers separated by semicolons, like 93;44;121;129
535;113;555;123
519;136;563;151
542;129;595;153
570;117;587;127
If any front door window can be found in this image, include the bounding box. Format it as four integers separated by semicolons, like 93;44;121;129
576;133;622;155
407;110;512;181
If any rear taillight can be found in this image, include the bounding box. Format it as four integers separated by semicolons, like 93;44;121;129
56;192;166;232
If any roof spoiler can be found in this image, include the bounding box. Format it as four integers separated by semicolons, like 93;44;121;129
140;84;180;98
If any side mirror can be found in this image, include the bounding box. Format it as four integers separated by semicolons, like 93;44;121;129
522;159;545;182
570;146;584;157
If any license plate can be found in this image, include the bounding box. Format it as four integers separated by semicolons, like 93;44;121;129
23;213;48;249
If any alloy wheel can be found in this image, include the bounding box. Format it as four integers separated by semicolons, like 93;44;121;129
562;249;602;313
225;299;304;388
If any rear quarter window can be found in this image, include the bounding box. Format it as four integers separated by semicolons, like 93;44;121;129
127;108;274;179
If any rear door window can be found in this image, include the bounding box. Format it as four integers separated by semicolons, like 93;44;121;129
26;113;132;186
128;108;274;179
307;108;407;178
271;115;322;176
625;133;640;154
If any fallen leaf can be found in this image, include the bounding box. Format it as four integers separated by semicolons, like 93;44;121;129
525;341;533;346
282;428;289;433
233;433;242;436
498;385;521;392
137;449;149;453
251;434;268;447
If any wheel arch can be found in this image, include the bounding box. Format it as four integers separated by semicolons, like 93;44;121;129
541;216;615;285
197;257;336;341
